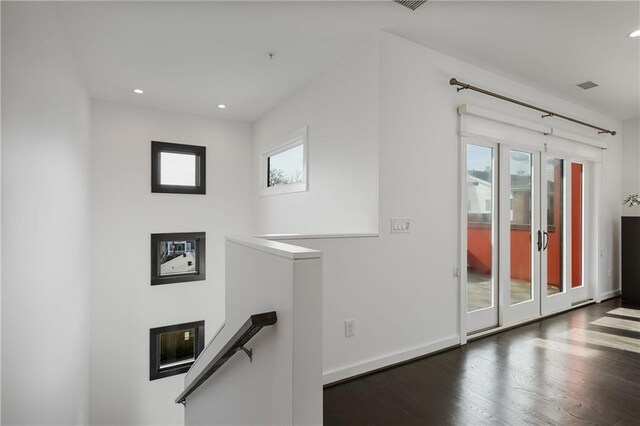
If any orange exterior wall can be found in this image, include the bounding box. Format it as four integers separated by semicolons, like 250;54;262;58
467;226;492;275
546;162;563;287
467;163;582;288
571;163;583;287
468;227;559;283
467;162;564;286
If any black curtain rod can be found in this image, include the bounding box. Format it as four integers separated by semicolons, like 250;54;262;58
449;78;616;136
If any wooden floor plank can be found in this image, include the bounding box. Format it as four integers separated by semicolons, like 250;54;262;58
324;298;640;425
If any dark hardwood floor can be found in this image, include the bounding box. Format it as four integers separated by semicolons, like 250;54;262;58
324;298;640;425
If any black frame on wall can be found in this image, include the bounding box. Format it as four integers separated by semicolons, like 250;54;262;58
150;320;205;381
151;232;206;286
151;141;206;194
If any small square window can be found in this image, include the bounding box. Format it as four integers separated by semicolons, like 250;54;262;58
261;127;308;196
150;321;204;381
152;141;206;194
160;152;196;186
151;232;205;285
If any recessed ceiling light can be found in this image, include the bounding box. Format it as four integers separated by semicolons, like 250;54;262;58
630;30;640;38
217;104;227;109
133;89;144;94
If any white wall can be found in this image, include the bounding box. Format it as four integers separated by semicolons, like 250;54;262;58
0;2;4;419
0;3;3;419
185;238;322;426
90;100;253;425
1;2;92;424
253;40;380;235
622;118;640;215
262;32;624;383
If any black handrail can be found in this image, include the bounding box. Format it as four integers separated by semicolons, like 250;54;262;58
175;311;277;405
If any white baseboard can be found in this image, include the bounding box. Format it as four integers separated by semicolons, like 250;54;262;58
600;289;621;301
322;335;460;386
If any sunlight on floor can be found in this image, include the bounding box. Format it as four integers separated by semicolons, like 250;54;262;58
558;328;640;354
607;307;640;319
591;316;640;333
528;337;600;358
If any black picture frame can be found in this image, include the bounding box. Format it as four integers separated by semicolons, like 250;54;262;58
151;141;206;194
150;320;205;381
151;232;206;285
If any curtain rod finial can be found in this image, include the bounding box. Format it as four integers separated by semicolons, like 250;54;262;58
449;78;459;86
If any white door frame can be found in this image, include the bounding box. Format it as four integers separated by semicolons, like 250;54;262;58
540;153;573;316
570;160;592;304
462;138;500;334
499;145;541;326
460;136;602;340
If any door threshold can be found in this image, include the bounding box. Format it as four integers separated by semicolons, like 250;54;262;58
467;299;595;342
467;325;498;336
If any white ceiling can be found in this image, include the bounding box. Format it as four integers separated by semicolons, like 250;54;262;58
55;1;640;122
387;1;640;121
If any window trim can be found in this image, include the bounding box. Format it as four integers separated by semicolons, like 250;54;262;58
150;320;205;381
151;141;206;194
260;126;308;196
150;232;206;286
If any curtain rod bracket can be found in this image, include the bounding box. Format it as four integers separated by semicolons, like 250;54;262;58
449;77;616;136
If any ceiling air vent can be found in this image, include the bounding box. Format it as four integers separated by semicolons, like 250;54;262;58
393;0;428;11
576;81;599;90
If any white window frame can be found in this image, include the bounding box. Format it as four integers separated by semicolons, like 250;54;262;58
260;126;308;196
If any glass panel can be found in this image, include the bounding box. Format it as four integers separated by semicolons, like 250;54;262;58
546;158;564;296
159;240;197;276
571;163;584;288
466;145;494;312
160;152;196;186
268;144;304;187
160;328;196;368
510;150;533;305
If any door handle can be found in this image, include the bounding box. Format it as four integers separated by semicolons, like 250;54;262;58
543;231;549;250
537;230;543;252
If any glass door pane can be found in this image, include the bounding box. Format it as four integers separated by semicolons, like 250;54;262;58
571;163;584;288
509;150;534;305
467;144;495;313
546;158;565;295
541;154;572;315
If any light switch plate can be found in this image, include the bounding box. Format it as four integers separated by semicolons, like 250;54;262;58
391;218;410;233
345;319;355;338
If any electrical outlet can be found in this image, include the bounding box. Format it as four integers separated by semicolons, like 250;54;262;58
391;218;410;234
345;319;355;338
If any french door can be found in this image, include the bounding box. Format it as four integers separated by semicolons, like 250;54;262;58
465;140;592;334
